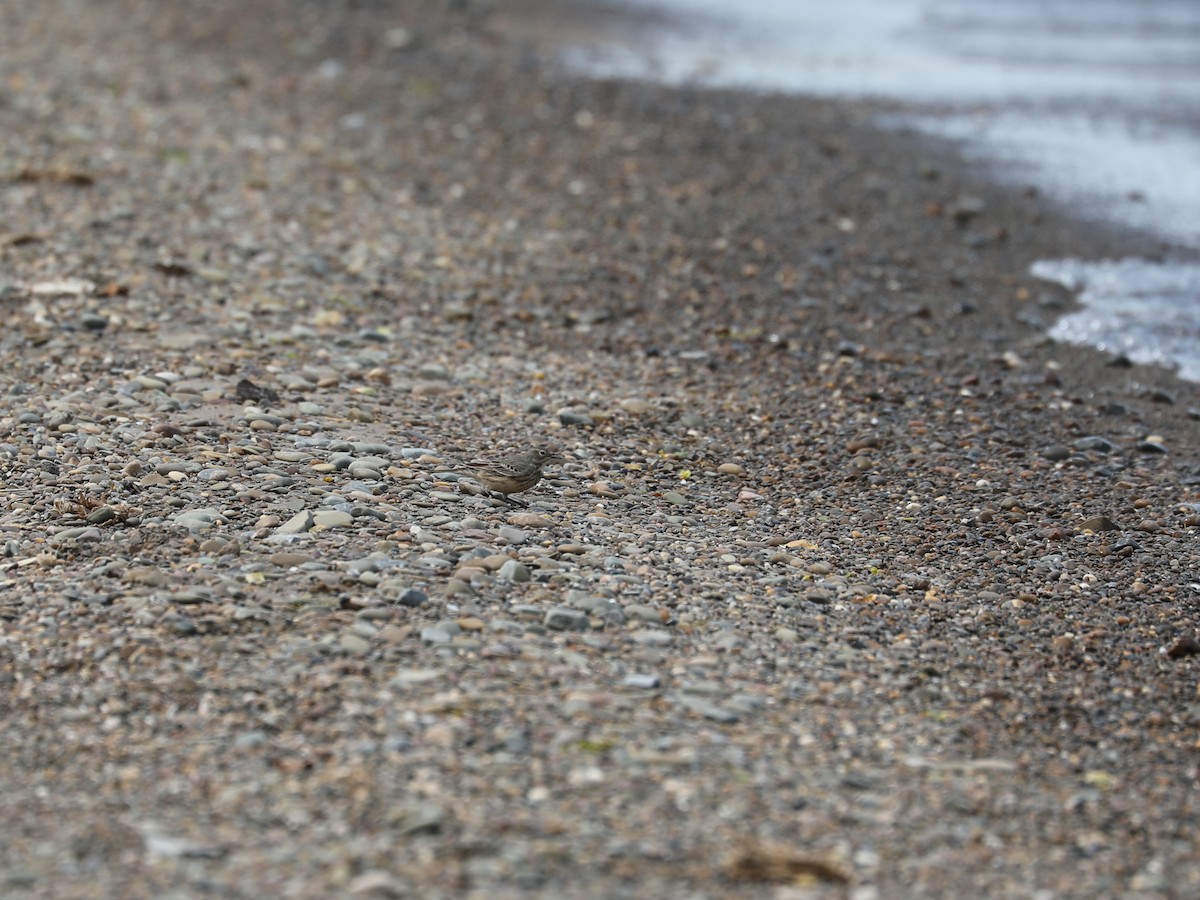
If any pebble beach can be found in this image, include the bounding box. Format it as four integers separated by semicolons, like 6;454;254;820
2;1;1200;897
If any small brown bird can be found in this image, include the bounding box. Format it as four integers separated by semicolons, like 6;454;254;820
461;445;564;507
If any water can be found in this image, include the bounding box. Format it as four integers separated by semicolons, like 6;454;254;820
567;0;1200;379
1034;259;1200;380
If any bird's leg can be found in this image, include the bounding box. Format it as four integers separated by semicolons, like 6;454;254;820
491;491;528;508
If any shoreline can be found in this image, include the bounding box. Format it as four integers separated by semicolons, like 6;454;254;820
1;1;1198;896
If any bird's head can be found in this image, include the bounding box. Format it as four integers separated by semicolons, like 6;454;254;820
533;446;566;466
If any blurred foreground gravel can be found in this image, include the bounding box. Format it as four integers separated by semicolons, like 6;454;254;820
1;1;1199;897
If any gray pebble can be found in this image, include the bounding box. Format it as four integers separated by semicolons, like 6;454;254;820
713;632;744;652
497;559;531;583
340;631;373;654
173;508;226;531
136;375;169;391
347;457;388;479
558;410;594;426
544;607;591;631
417;364;449;380
496;526;529;544
349;505;387;522
86;508;117;528
598;606;626;628
355;607;393;622
441;580;475;597
275;511;315;535
675;694;738;723
395;589;428;608
624;604;664;623
622;673;661;689
570;596;624;623
1074;435;1115;452
1081;515;1120;532
341;480;382;495
629;629;673;647
348;620;380;639
345;556;385;576
681;680;723;696
390;669;443;688
395;802;445;836
160;613;198;636
232;731;269;750
51;526;104;543
433;620;463;637
628;648;666;665
724;694;764;715
312;510;353;529
171;591;211;605
81;313;109;331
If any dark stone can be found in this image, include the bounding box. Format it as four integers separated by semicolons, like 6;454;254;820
396;588;428;608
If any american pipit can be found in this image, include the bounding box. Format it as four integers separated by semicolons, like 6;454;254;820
460;445;564;507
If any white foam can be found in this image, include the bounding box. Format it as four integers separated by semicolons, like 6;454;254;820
1033;259;1200;380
